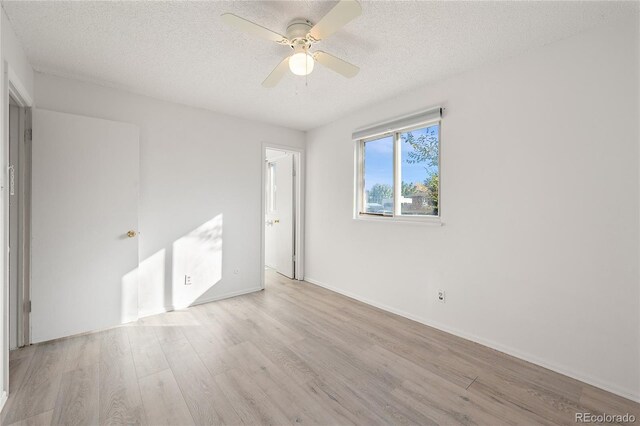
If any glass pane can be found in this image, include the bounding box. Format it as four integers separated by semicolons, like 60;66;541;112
268;163;276;212
265;162;277;213
400;124;439;216
363;136;394;215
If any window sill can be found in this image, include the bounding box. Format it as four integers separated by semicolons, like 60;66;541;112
354;214;443;226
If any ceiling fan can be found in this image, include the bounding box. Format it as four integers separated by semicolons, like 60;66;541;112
221;0;362;88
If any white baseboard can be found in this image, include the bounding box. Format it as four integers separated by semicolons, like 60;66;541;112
138;286;263;319
137;306;172;318
0;390;7;413
304;277;640;403
189;286;263;308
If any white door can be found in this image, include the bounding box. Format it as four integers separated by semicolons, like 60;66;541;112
265;152;294;278
31;109;139;342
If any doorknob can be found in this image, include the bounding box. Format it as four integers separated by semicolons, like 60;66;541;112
126;230;137;238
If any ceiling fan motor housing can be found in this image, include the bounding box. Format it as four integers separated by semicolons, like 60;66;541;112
287;19;313;46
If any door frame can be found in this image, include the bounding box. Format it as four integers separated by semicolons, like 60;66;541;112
2;64;33;402
7;70;32;349
260;143;305;288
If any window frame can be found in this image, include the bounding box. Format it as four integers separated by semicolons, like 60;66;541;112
355;119;442;224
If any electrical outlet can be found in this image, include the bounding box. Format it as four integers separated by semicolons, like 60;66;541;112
233;269;239;275
184;275;192;285
437;289;446;303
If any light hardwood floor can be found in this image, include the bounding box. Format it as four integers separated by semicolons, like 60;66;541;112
3;269;639;425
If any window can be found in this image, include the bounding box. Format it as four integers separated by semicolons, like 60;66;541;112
399;125;439;216
355;108;441;221
363;136;394;215
266;162;276;213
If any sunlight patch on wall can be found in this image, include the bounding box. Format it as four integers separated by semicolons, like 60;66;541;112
172;214;223;309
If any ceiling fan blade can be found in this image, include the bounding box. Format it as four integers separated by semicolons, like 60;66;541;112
262;57;291;88
313;51;359;78
221;13;288;44
308;0;362;41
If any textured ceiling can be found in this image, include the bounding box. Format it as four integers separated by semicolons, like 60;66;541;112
2;1;637;130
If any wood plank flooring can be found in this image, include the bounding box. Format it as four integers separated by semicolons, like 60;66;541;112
2;269;639;425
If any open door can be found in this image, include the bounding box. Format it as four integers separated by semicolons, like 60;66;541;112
31;109;139;342
265;150;295;279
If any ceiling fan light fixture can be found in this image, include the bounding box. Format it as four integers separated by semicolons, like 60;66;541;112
289;52;314;76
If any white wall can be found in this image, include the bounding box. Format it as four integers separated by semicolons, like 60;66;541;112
305;20;640;401
0;7;33;410
34;73;305;325
2;9;33;101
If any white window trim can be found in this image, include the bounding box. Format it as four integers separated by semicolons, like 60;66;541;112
354;119;442;225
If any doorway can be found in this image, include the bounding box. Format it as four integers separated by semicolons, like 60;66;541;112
8;94;31;350
261;145;304;286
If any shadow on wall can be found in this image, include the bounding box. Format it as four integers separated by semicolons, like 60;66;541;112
121;214;224;321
